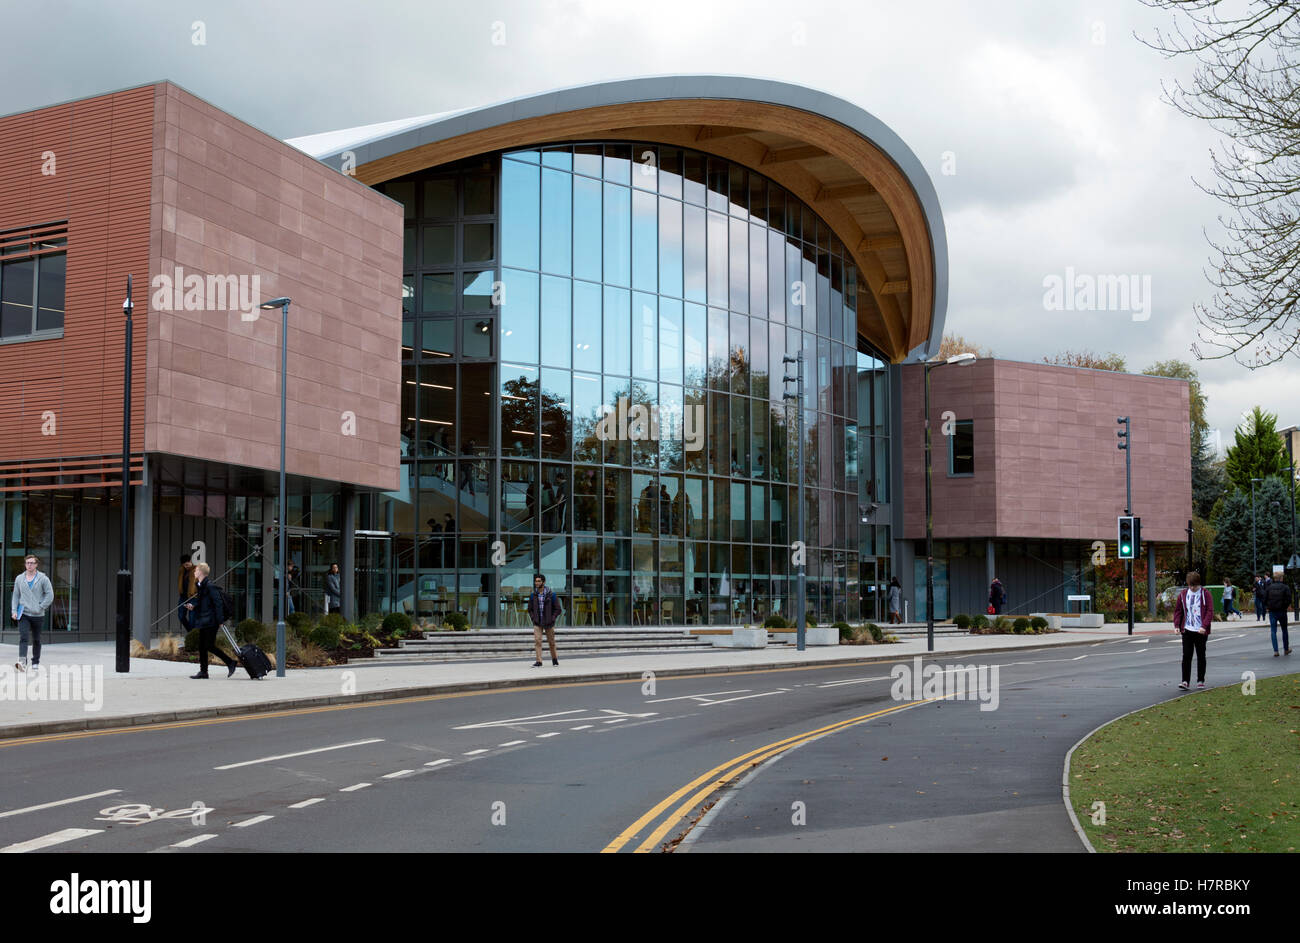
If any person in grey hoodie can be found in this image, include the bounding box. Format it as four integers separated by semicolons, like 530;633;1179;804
11;554;54;673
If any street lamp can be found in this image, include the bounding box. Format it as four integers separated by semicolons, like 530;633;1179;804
782;351;806;650
1251;477;1265;579
116;276;135;674
260;296;292;678
925;352;976;652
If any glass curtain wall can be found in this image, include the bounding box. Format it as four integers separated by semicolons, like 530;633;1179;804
373;144;888;625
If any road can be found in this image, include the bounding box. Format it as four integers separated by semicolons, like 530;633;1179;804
0;628;1290;854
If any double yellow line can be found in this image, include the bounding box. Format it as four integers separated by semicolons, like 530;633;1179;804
602;697;938;853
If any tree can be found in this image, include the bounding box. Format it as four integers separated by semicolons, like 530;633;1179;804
1139;1;1300;367
1142;359;1206;442
937;332;992;361
1223;406;1286;493
1210;476;1298;585
1042;350;1127;371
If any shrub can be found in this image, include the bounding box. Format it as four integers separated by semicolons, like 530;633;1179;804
360;612;384;632
993;616;1013;633
442;611;469;632
806;613;818;628
1030;616;1048;632
971;614;990;630
762;614;789;629
294;640;331;667
320;612;347;630
1134;609;1146;623
157;634;180;657
850;625;876;644
310;622;343;650
183;628;200;652
235;618;271;646
953;613;971;631
1013;617;1030;634
865;623;883;643
382;612;413;638
286;611;315;641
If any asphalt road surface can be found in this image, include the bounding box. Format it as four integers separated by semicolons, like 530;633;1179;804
0;628;1291;854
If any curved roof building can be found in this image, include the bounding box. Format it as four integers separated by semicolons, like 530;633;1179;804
291;76;948;363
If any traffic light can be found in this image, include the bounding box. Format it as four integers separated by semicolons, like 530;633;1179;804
1116;416;1130;451
1118;516;1135;559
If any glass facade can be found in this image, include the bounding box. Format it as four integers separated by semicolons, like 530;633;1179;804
376;142;891;626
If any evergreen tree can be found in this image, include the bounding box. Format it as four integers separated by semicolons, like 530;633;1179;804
1210;477;1297;585
1224;406;1285;493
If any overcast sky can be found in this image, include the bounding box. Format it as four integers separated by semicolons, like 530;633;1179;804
2;0;1295;447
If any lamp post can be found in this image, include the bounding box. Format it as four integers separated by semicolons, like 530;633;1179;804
1250;477;1264;579
782;351;806;650
116;276;135;674
924;352;976;652
260;296;292;678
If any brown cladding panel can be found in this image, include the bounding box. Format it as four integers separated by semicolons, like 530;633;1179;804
0;85;155;464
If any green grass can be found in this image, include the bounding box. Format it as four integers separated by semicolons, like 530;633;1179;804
1070;673;1300;852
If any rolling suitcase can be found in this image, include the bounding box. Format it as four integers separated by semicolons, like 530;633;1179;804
221;625;273;680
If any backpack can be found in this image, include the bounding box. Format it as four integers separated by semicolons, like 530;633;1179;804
213;584;235;624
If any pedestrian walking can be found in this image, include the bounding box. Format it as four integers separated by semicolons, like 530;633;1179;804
325;563;341;615
988;577;1007;615
1221;577;1241;620
177;553;198;629
888;576;902;625
10;554;54;673
1264;573;1292;657
526;573;560;667
285;561;298;615
185;562;236;679
1253;574;1267;621
1173;571;1212;690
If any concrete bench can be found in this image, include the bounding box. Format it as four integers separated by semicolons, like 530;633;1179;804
769;627;840;646
1059;613;1105;629
712;627;768;648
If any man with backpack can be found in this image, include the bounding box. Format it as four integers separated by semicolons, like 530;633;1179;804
527;573;561;667
1264;572;1292;656
185;562;237;679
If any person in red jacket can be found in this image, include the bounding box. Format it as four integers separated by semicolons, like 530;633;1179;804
526;573;561;668
1172;571;1212;690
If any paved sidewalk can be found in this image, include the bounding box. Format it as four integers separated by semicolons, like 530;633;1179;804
0;625;1257;740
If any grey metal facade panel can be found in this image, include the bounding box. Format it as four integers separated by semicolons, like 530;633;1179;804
304;76;949;353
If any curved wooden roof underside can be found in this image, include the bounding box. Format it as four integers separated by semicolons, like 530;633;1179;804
308;78;947;363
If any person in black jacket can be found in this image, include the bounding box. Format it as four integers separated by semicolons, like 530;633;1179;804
1264;575;1292;656
186;562;237;679
527;573;561;667
988;578;1007;615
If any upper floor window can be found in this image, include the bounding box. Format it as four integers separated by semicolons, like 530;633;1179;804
0;222;67;342
949;419;974;476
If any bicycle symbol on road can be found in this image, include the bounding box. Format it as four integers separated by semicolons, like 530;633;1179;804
95;801;213;827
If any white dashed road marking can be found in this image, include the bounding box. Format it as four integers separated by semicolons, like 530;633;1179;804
171;834;218;847
464;749;489;756
536;732;561;738
214;739;385;770
289;798;325;809
570;725;593;730
340;783;371;792
424;759;452;768
232;815;274;828
498;740;526;747
0;790;121;820
383;770;415;779
1;828;102;854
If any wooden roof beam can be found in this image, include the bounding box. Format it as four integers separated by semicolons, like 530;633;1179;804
814;182;874;203
760;144;826;166
695;126;755;142
858;233;902;252
880;280;910;295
